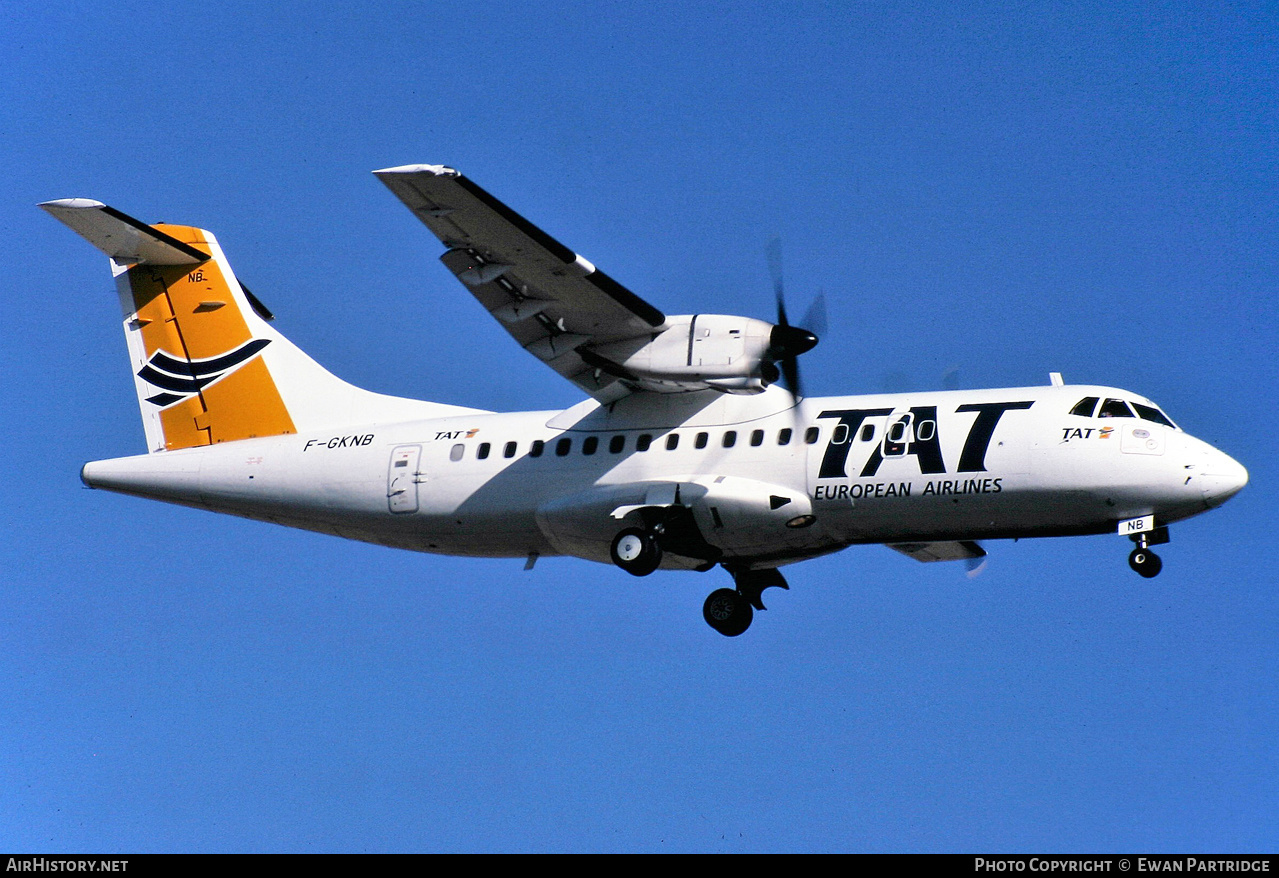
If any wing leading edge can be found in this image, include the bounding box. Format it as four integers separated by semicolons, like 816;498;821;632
375;164;666;402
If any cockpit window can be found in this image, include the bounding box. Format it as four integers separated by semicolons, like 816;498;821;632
1070;397;1099;417
1098;398;1136;418
1132;402;1177;428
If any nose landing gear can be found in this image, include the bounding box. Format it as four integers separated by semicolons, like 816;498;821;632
1128;547;1163;578
1127;525;1169;578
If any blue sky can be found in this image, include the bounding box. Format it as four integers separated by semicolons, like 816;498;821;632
3;0;1276;852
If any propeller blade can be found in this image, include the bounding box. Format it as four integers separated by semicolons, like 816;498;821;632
965;540;988;578
766;236;785;305
763;237;820;399
800;291;827;340
781;353;803;399
881;371;913;394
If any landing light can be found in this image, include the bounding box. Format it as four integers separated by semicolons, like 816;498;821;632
786;514;817;529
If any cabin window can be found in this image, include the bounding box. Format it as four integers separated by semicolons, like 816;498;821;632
666;433;680;450
804;427;820;444
884;414;913;456
831;424;849;444
750;429;764;447
722;431;737;448
503;441;517;458
860;424;875;442
777;428;792;445
529;439;545;458
609;435;625;454
636;434;652;451
556;437;572;456
1098;398;1135;418
915;420;936;442
1070;397;1099;417
695;432;709;449
450;443;465;462
582;436;598;455
477;442;491;460
1132;402;1176;428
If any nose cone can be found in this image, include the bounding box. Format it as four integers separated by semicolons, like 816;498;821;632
1200;450;1249;508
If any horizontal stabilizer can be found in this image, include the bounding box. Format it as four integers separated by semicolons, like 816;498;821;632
45;197;487;453
889;540;987;563
39;199;208;265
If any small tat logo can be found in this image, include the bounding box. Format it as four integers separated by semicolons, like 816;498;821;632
137;338;271;407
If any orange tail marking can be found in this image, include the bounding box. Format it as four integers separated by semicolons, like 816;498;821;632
127;224;295;450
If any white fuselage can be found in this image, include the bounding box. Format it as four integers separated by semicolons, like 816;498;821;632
80;383;1247;571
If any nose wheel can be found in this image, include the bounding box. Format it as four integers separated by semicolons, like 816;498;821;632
1128;547;1163;578
1127;525;1168;578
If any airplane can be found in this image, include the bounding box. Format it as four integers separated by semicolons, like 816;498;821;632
42;164;1249;636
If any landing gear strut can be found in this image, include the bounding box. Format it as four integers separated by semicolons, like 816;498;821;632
702;567;790;637
1127;525;1168;579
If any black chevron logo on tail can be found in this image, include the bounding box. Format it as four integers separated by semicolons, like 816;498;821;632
138;339;271;408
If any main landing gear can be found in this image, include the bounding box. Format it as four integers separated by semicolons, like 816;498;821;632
608;507;721;579
703;588;752;637
610;527;664;577
703;568;789;637
608;526;788;636
1128;525;1169;579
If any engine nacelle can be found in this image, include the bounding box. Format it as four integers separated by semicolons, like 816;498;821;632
589;314;778;395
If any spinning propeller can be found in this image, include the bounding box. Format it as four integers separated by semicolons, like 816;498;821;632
765;237;825;398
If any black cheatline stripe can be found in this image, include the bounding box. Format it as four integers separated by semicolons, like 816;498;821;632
452;174;576;264
137;365;218;394
148;339;271;377
144;392;186;408
99;206;211;263
587;269;665;327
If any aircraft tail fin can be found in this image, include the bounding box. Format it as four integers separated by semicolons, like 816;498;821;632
42;199;479;452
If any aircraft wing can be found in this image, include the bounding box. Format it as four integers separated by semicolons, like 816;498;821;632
375;165;666;402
